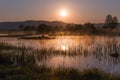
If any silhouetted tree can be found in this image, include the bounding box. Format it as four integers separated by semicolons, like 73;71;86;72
105;14;113;25
84;23;96;34
19;24;24;30
18;24;35;31
104;14;119;28
23;26;35;31
37;24;52;33
113;16;118;23
66;24;83;31
112;16;119;27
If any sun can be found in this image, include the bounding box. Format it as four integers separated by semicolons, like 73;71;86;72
60;9;68;17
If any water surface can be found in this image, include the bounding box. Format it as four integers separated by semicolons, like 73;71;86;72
0;36;120;74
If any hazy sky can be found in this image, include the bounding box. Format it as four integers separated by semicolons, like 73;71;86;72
0;0;120;23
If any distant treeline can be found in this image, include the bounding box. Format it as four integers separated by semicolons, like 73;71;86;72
18;14;120;35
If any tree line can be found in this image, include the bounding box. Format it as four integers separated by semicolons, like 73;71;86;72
19;14;119;35
104;14;119;28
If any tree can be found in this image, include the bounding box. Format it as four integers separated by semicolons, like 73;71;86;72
23;26;35;31
37;24;52;33
84;23;96;34
18;24;35;31
105;14;113;27
105;14;113;23
66;24;83;32
113;16;118;23
19;24;24;30
104;14;119;28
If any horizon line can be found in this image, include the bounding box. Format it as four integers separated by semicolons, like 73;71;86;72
0;20;106;24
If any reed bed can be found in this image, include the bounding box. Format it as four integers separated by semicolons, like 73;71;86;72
0;38;120;80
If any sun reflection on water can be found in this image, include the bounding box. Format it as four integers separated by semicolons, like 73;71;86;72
61;45;68;51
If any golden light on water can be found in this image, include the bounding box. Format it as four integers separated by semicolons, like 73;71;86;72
61;45;67;50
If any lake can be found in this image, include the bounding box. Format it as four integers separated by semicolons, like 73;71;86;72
0;36;120;74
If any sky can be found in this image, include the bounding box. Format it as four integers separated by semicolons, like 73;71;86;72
0;0;120;23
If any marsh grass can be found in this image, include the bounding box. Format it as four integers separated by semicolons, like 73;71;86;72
0;40;120;80
0;64;120;80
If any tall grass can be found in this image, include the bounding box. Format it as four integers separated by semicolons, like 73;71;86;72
0;39;120;80
0;38;120;66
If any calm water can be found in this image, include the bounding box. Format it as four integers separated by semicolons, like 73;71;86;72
0;36;120;74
